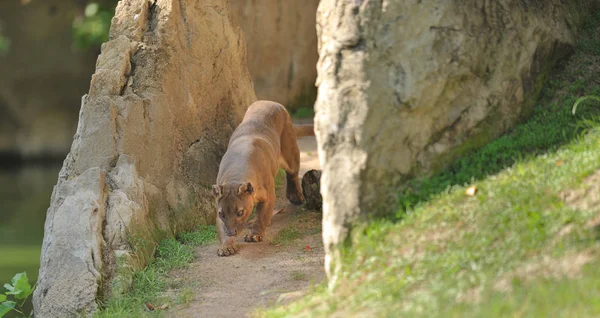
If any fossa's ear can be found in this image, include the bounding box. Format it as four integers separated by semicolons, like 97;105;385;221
212;185;223;197
237;182;254;196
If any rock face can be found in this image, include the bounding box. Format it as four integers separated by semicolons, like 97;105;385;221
228;0;319;110
32;0;255;316
315;0;597;280
0;0;97;158
0;1;318;159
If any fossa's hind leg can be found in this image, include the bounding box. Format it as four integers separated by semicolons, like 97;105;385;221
279;119;304;205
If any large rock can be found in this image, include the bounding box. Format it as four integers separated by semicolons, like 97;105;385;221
228;0;319;110
315;0;598;281
0;0;97;158
32;0;256;316
0;1;318;159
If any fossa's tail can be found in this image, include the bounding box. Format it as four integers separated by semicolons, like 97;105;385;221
293;124;315;138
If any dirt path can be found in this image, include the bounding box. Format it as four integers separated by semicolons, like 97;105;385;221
169;122;322;318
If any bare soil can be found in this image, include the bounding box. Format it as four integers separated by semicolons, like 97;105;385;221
169;124;323;318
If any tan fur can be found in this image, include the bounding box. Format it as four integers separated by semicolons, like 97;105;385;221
212;100;315;256
293;124;316;138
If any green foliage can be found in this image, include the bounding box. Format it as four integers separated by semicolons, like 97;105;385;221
72;2;117;49
0;272;34;317
1;1;119;52
4;273;32;301
572;95;600;115
0;302;16;318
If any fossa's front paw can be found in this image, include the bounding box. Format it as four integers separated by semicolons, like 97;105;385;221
217;243;239;256
244;233;264;242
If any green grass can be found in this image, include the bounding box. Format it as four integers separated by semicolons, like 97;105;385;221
257;10;600;318
177;287;195;306
394;14;600;220
270;207;322;246
271;227;302;246
446;262;600;317
395;84;600;218
291;271;308;281
176;225;217;246
96;225;216;317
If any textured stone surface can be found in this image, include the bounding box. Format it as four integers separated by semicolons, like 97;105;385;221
228;0;319;110
314;0;598;280
33;0;256;316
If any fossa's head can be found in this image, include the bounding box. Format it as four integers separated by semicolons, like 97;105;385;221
212;182;255;236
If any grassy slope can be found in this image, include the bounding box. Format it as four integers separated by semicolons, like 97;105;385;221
260;13;600;318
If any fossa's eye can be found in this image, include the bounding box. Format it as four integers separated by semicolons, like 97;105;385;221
237;210;244;217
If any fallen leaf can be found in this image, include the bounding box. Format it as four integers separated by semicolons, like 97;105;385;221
465;186;478;196
305;245;312;251
555;160;564;167
145;303;155;311
157;304;169;310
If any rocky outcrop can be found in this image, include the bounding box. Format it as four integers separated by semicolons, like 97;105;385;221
315;0;598;281
0;0;97;159
0;1;318;159
32;0;255;316
228;0;319;111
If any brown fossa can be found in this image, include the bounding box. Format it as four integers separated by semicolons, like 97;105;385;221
212;100;314;256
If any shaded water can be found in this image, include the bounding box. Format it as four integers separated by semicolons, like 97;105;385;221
0;162;61;315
